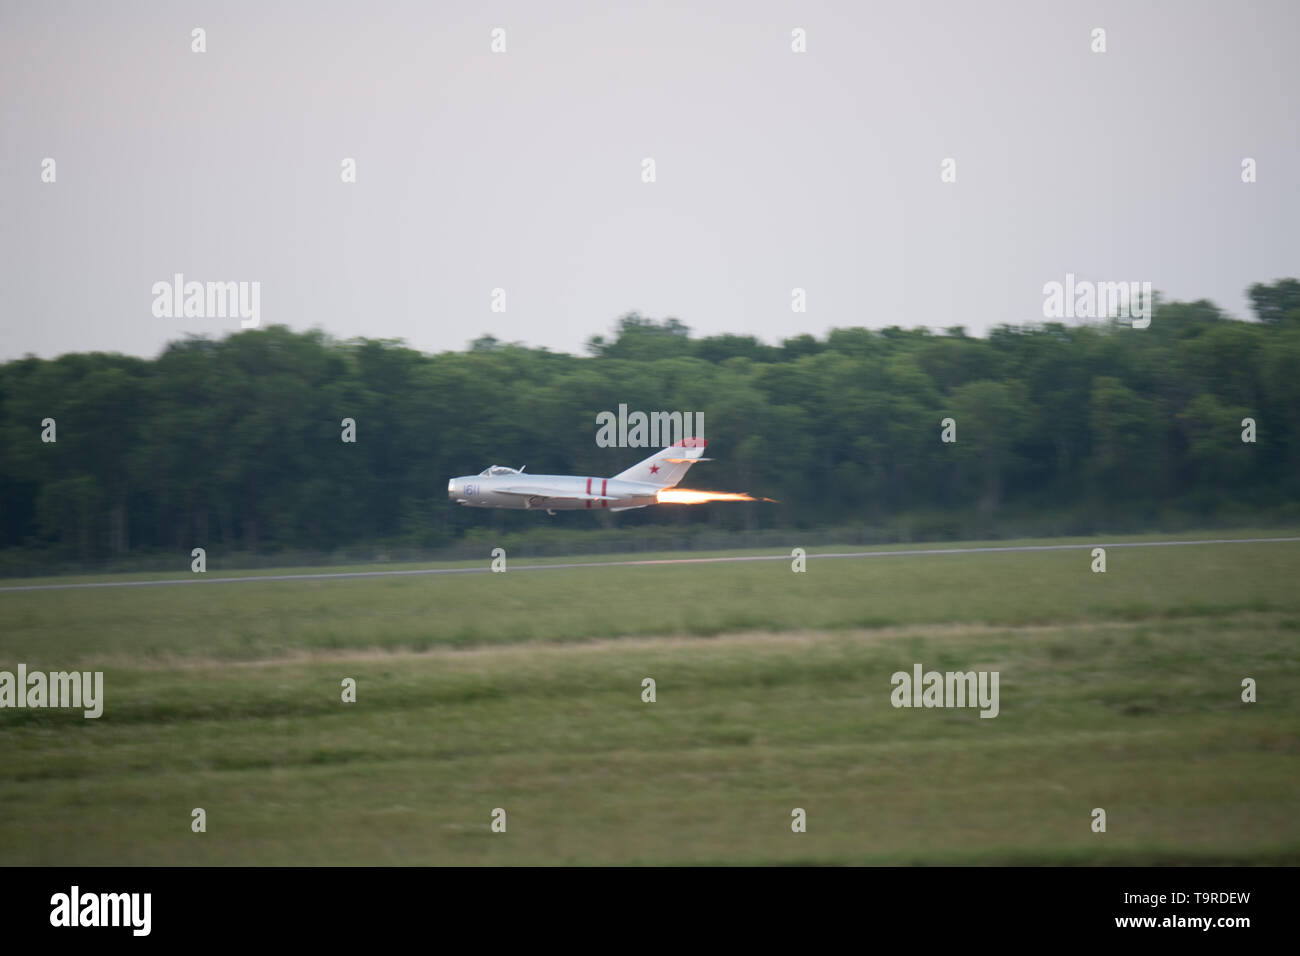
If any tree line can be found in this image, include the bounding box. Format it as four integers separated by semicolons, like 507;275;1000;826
2;279;1298;570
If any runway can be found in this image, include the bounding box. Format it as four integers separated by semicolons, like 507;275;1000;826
1;535;1297;593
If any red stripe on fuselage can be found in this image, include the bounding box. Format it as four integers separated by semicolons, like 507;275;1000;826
601;479;608;507
586;477;592;508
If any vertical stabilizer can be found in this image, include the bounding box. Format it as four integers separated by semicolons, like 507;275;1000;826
611;438;710;487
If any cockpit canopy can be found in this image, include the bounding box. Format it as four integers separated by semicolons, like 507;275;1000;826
478;465;522;476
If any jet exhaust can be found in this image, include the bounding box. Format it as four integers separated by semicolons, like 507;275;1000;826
656;488;778;504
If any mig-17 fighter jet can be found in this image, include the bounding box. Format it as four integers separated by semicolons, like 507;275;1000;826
448;438;765;514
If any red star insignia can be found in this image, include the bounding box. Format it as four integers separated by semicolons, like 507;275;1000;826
649;464;660;474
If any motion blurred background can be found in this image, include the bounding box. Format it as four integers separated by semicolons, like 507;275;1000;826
2;291;1300;575
1;1;1298;868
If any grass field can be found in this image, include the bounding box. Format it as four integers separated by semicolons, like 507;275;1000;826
2;532;1298;865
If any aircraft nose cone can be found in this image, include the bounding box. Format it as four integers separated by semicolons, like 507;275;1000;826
448;479;456;500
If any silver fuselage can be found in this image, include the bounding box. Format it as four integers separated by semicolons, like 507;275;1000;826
448;473;661;511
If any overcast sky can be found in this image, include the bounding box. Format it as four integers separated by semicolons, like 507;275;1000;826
2;0;1297;360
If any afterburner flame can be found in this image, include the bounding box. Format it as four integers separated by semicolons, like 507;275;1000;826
656;488;777;504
